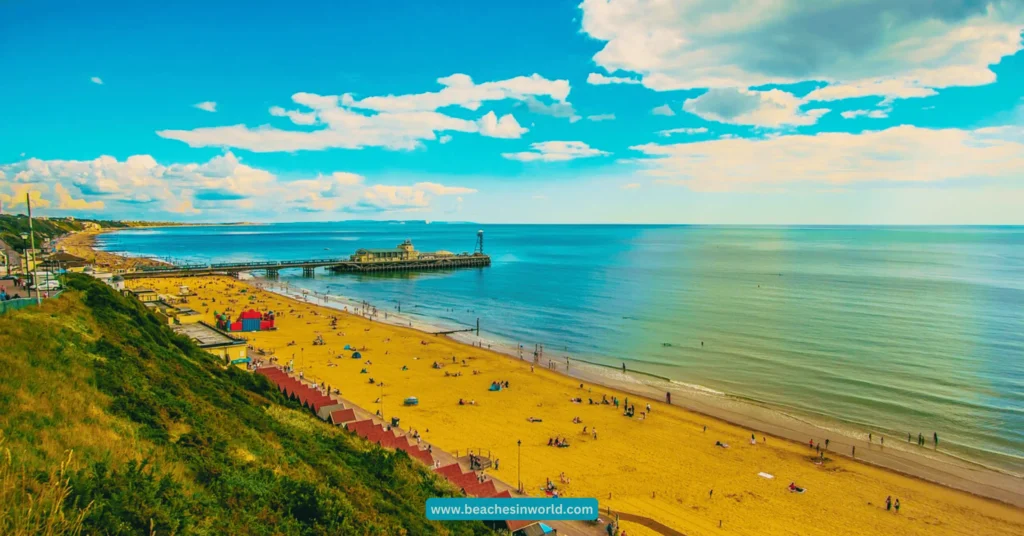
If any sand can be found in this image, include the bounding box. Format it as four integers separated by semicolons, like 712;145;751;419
59;231;168;270
130;275;1024;536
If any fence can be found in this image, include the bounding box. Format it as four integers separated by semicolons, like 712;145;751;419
0;290;63;316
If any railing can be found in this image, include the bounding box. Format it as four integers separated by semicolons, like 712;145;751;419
0;290;63;316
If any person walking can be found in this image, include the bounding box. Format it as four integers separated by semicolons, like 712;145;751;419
894;498;901;513
886;496;892;511
934;432;939;448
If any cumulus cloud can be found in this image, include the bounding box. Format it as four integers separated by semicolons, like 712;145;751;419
477;111;527;139
587;72;641;85
343;73;570;113
683;88;830;127
652;104;675;116
522;96;581;122
194;101;217;112
657;127;708;136
269;105;317;125
587;114;616;121
629;125;1024;192
54;183;104;210
502;141;610;162
439;135;453;144
580;0;1024;101
90;76;103;85
157;73;554;152
0;154;475;217
841;109;890;119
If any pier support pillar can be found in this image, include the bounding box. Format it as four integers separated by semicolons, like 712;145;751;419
266;268;279;279
302;267;315;278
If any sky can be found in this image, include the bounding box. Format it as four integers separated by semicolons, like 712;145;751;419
0;0;1022;224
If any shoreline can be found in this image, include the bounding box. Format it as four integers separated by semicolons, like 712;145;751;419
124;273;1024;534
254;277;1024;508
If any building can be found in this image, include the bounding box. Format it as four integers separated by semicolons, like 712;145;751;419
171;322;247;364
143;300;180;324
350;239;420;262
174;307;203;324
46;252;89;272
125;287;159;303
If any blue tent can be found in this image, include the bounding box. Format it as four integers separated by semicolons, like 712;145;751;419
351;351;362;359
344;344;352;350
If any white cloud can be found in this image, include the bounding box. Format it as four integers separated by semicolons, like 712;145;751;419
158;73;549;152
439;135;453;144
657;127;709;137
0;154;475;217
652;104;675;116
629;125;1024;192
523;96;580;122
587;72;641;85
269;106;317;125
54;183;104;210
90;76;103;85
580;0;1024;101
502;141;610;162
841;109;890;119
587;114;616;121
343;73;570;113
477;111;527;139
194;101;217;113
683;88;830;127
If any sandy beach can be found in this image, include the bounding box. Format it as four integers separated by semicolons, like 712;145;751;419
131;275;1024;536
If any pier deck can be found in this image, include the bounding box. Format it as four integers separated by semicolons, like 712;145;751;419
120;254;490;279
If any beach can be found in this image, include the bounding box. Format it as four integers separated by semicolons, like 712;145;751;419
132;274;1024;536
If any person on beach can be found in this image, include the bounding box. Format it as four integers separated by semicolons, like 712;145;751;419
825;438;830;449
895;498;901;513
886;496;892;511
934;432;939;447
869;433;872;443
622;362;626;372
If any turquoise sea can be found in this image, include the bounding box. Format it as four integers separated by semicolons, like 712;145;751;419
97;223;1024;475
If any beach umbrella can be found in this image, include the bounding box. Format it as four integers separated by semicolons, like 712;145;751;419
351;351;362;359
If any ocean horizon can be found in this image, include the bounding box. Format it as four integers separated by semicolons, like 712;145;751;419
96;222;1024;475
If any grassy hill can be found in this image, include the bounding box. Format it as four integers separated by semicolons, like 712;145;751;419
0;275;491;535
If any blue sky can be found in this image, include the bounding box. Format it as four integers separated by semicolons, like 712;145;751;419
0;0;1022;223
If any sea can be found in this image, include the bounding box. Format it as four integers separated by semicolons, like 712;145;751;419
96;223;1024;475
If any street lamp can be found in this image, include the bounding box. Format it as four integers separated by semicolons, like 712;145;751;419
517;439;522;494
379;381;384;419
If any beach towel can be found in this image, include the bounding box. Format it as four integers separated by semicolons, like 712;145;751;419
758;472;774;479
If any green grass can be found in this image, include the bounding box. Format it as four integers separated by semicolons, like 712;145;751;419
0;274;492;535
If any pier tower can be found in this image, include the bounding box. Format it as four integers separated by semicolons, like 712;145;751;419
475;230;484;255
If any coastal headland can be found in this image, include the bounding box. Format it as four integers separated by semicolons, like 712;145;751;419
131;272;1024;536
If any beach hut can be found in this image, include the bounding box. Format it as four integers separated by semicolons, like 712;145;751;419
351;351;362;359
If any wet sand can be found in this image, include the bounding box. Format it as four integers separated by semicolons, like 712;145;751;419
133;275;1024;536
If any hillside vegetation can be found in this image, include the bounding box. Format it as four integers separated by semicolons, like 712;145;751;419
0;214;131;251
0;274;490;535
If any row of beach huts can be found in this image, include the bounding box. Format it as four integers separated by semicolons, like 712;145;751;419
254;366;545;535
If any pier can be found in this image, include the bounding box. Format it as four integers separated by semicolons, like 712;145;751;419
120;234;490;280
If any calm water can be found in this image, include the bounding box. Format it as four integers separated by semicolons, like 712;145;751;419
98;223;1024;473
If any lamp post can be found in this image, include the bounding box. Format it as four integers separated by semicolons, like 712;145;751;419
517;439;522;494
379;381;384;419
